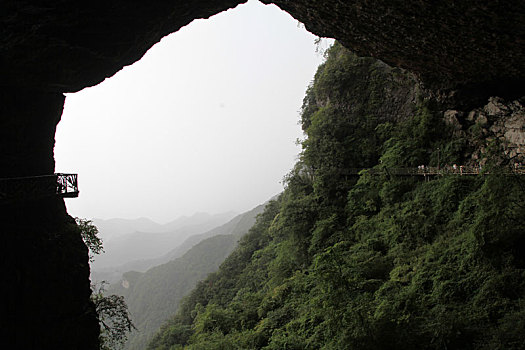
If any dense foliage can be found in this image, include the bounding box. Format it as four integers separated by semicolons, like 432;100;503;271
76;217;104;262
92;282;136;350
108;204;266;350
73;217;135;349
148;43;525;349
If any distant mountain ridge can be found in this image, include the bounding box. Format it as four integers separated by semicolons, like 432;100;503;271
93;211;237;242
90;211;237;275
92;210;255;283
107;203;267;350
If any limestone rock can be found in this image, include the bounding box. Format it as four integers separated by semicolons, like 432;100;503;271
504;114;525;146
476;114;488;126
444;110;463;130
1;0;524;93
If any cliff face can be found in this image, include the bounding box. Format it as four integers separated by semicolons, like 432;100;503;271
0;89;99;349
148;43;525;350
443;97;525;167
1;1;523;93
265;0;525;94
1;1;524;348
1;0;245;92
2;200;100;349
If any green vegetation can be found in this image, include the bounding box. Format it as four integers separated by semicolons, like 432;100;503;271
107;205;266;350
148;43;525;349
74;218;135;349
92;282;136;350
75;217;104;262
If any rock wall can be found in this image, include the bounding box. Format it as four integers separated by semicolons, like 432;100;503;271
1;0;246;92
482;98;525;162
1;89;99;349
444;97;525;166
265;0;525;96
1;1;523;93
2;199;100;349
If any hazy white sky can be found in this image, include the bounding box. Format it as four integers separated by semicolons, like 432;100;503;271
55;0;331;223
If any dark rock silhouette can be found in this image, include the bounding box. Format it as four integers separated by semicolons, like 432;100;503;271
2;1;523;92
0;90;99;349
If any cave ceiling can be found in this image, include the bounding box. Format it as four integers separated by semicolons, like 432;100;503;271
1;0;524;93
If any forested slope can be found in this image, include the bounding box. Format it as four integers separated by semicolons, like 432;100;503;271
148;43;525;350
108;204;266;350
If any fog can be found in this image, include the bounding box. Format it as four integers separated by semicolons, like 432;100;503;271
55;0;330;223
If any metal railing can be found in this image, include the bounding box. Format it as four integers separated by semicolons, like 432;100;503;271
56;173;79;197
339;166;525;176
0;173;78;203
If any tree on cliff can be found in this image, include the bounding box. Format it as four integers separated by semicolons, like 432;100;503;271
91;282;136;350
75;217;104;262
75;217;135;350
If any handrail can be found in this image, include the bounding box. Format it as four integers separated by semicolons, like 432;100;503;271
56;173;79;197
0;173;79;203
340;166;525;176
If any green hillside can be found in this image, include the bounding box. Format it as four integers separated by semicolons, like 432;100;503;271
148;43;525;349
108;204;266;350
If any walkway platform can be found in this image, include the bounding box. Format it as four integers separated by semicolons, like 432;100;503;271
0;173;78;203
342;166;525;176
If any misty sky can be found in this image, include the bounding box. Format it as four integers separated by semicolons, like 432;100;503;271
55;0;331;223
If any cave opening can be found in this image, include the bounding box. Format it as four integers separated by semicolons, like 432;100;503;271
55;0;330;224
3;0;523;349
